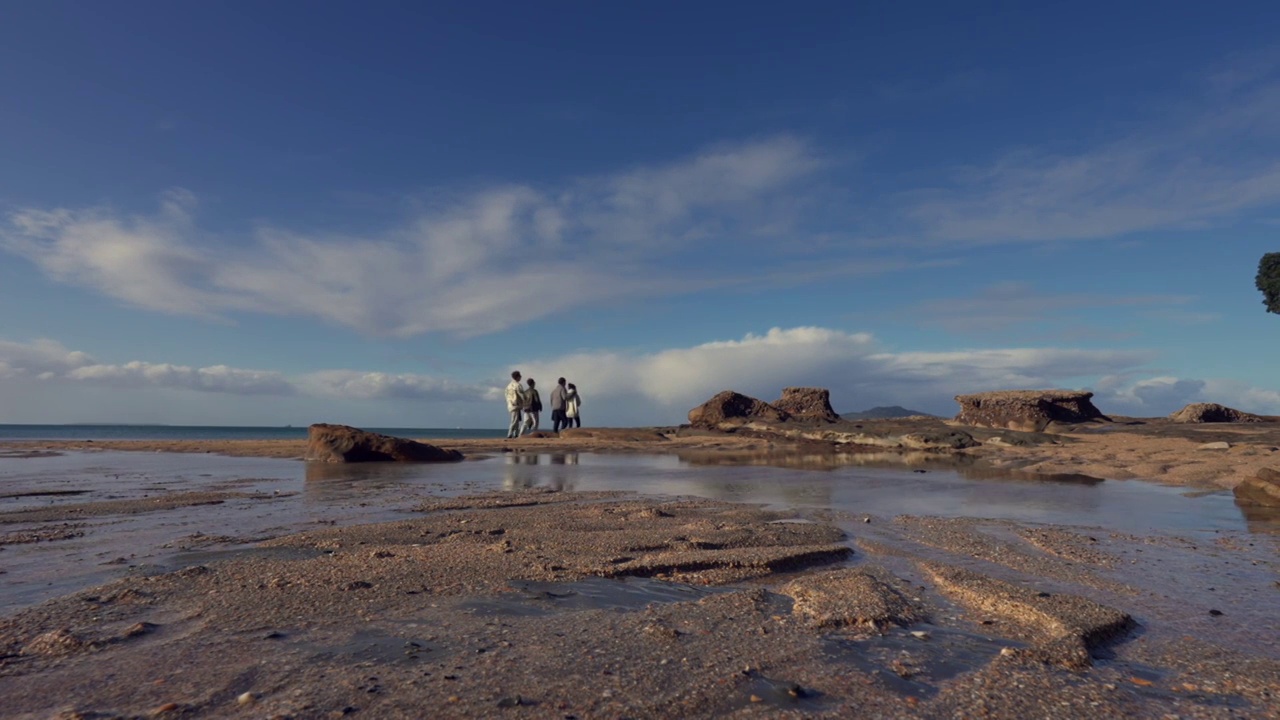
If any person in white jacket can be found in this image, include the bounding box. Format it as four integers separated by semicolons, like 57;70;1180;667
564;383;582;428
505;371;525;439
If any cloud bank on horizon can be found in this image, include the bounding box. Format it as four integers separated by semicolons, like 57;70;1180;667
2;329;1276;427
1;5;1278;427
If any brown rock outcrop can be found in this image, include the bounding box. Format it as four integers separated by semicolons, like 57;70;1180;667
772;387;840;423
687;391;789;427
954;390;1108;432
305;424;463;463
1169;403;1263;424
1233;467;1280;507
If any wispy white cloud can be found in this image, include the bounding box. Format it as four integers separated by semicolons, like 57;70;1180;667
901;282;1194;335
0;338;95;379
902;58;1280;243
66;362;294;396
0;338;485;402
2;138;845;338
295;370;493;402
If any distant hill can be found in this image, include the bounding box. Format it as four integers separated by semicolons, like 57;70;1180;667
840;406;938;420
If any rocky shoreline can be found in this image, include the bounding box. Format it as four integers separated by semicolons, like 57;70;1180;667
0;488;1275;718
6;411;1280;490
2;402;1279;718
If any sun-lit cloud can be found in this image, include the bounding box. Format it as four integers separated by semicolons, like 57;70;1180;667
516;326;1163;420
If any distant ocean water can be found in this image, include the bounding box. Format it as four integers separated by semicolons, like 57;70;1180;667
0;425;508;441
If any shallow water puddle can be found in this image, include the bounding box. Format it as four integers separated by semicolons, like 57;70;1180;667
2;450;1275;614
823;624;1024;697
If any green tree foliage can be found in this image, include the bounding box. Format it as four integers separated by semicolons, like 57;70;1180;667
1259;253;1280;315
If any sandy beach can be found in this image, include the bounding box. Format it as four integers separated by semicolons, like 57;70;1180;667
1;419;1278;718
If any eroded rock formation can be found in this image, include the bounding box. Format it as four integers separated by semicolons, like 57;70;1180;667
687;391;790;427
305;423;463;463
1169;403;1264;424
954;390;1108;432
772;387;840;423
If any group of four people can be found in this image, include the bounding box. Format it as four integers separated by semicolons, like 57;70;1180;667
504;371;582;438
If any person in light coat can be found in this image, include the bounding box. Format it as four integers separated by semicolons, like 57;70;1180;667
505;371;525;439
565;383;582;428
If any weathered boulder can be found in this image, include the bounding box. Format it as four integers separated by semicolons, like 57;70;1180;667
1233;467;1280;507
305;424;463;463
687;391;789;427
773;387;840;423
954;390;1108;432
1169;403;1263;424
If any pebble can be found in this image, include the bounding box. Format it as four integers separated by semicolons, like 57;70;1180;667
909;630;930;640
151;703;180;716
237;692;255;706
1208;609;1223;616
749;695;764;703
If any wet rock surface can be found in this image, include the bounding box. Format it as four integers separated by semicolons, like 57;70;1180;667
1234;467;1280;506
0;488;1275;719
954;389;1109;431
305;423;464;463
781;567;922;629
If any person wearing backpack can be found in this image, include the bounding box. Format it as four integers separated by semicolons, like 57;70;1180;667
521;377;543;434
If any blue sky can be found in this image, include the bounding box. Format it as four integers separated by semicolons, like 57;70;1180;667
2;1;1280;427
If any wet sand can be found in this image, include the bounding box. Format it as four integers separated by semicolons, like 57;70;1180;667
1;422;1279;718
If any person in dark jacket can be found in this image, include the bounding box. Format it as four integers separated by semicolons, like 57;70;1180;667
521;378;542;434
549;377;569;432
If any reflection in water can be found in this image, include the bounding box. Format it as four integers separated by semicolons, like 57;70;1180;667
503;453;579;491
1;450;1274;616
677;450;1103;485
1234;500;1280;534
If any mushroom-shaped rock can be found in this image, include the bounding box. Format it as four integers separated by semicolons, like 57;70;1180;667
954;390;1108;432
687;391;790;428
305;423;463;463
1169;403;1263;424
773;387;840;423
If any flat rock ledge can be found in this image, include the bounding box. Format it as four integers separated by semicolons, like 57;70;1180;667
954;389;1109;432
921;562;1134;669
305;423;463;463
780;567;922;630
1233;467;1280;507
1169;402;1264;424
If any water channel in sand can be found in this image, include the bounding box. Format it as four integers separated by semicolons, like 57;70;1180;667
1;450;1274;613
